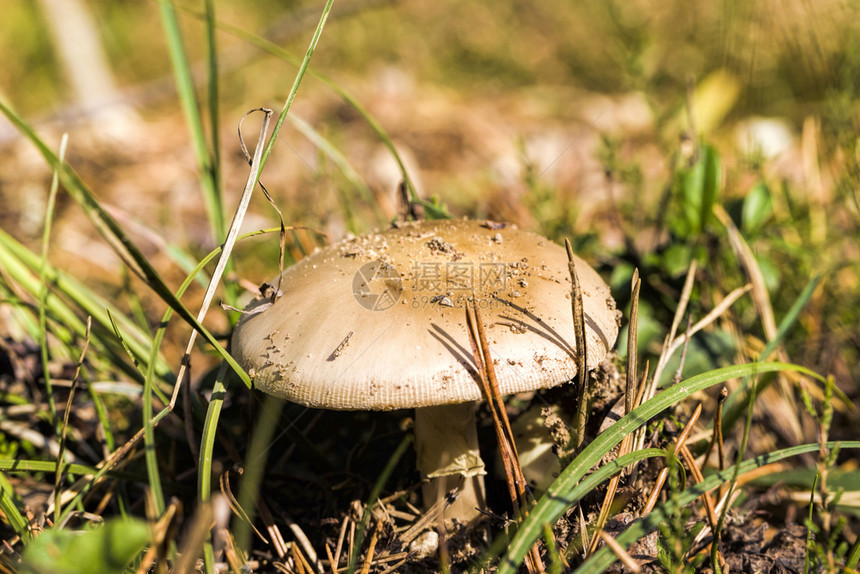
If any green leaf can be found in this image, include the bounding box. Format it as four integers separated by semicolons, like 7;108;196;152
20;518;150;574
661;243;694;278
677;144;721;236
741;182;773;234
755;253;780;293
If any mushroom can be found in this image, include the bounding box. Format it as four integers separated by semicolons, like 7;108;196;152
230;219;620;528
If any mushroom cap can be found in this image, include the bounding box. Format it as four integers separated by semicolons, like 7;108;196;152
231;219;620;410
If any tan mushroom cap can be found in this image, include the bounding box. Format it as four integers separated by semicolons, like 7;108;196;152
231;219;621;410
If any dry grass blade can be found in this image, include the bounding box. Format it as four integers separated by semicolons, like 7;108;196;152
626;269;641;415
641;403;702;519
465;304;543;574
139;496;181;574
174;500;214;574
292;541;314;574
219;470;269;544
331;514;349;574
679;441;726;571
586;432;634;555
673;315;693;384
219;527;247;573
257;500;289;560
170;108;273;411
675;403;702;453
276;508;324;573
399;494;449;547
641;467;670;516
691;486;742;552
465;305;523;504
645;260;698;403
679;444;718;530
586;268;644;554
597;530;641;573
714;204;803;443
704;386;729;473
358;520;383;574
565;238;589;450
377;556;410;574
48;421;144;519
646;284;752;408
324;542;337;574
586;367;649;554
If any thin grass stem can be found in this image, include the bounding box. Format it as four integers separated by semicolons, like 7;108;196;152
39;133;68;431
54;316;91;525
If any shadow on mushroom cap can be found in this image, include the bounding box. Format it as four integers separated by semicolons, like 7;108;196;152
231;219;621;410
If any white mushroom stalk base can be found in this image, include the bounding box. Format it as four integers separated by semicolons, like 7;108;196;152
414;402;487;529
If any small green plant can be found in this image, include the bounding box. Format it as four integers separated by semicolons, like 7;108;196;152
801;377;852;573
655;455;706;574
20;518;150;574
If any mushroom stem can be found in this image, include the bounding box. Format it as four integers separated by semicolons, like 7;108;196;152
414;402;486;528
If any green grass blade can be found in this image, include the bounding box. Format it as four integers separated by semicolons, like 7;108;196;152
0;97;251;388
143;335;166;517
721;274;823;430
106;310;170;405
52;229;278;526
234;396;284;553
0;229;173;385
575;441;860;574
847;532;860;570
494;361;820;574
158;0;224;241
138;226;290;519
0;235;87;344
198;362;230;574
543;522;563;574
0;472;31;543
760;274;822;362
288;114;386;228
204;0;221;204
0;460;97;475
476;448;664;572
256;0;336;184
85;375;116;451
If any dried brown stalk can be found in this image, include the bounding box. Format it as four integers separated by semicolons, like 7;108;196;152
626;269;641;415
641;404;702;517
714;204;803;443
598;530;642;573
465;304;543;574
359;520;384;574
565;238;589;450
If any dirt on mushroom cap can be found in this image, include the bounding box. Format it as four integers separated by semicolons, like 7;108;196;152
231;219;621;410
